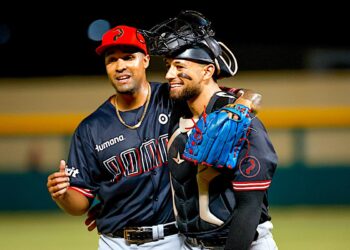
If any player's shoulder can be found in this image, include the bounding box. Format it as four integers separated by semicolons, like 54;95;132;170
149;82;172;107
150;81;168;89
250;116;267;132
75;98;113;132
150;81;169;94
207;91;237;113
247;117;276;155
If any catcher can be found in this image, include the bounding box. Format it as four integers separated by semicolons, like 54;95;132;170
147;10;278;250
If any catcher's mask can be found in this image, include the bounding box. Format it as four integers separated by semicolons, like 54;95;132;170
142;10;238;79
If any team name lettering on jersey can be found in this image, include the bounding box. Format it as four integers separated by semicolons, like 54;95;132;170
103;134;168;181
95;135;125;152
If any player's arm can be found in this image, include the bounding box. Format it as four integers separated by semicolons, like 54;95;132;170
224;190;264;250
47;160;90;216
225;117;277;249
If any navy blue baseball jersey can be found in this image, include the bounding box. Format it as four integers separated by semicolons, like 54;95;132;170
66;82;174;234
167;91;278;239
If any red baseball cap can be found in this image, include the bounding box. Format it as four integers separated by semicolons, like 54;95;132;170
96;25;148;55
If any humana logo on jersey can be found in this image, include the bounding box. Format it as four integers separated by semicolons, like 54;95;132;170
95;135;125;152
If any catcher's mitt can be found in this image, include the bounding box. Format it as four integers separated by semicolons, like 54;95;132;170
183;89;260;169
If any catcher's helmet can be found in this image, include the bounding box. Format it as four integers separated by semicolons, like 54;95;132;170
142;10;237;78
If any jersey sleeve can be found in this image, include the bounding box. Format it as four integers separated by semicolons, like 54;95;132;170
66;124;99;201
225;191;265;250
232;118;278;191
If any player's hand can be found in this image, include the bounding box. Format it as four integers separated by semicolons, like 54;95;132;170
47;160;70;199
234;89;261;114
85;202;102;231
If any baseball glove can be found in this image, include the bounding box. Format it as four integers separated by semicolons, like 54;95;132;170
183;104;251;169
183;89;260;169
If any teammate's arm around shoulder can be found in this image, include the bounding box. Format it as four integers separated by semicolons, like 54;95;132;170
47;160;90;216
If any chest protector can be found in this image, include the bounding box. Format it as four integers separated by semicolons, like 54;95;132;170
168;92;237;238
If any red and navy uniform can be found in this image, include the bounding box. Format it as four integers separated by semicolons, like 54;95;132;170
67;82;174;235
167;91;278;246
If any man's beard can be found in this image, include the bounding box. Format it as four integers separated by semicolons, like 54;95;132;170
170;84;201;102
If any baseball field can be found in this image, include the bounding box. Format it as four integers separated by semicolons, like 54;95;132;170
0;206;349;250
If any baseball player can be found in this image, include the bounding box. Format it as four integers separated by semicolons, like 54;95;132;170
47;25;184;250
147;10;278;250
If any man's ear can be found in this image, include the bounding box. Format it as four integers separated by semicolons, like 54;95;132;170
144;54;150;69
203;64;215;80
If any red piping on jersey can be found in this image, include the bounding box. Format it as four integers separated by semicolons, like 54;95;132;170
68;186;94;198
232;180;271;191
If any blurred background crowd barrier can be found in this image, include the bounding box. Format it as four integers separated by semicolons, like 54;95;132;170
0;70;349;210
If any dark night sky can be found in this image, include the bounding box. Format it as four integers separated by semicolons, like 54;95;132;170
0;3;348;77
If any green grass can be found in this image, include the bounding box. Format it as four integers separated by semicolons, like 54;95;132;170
270;206;350;250
0;206;349;250
0;211;98;250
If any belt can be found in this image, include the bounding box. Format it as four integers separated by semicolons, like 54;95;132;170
107;222;178;245
186;237;227;249
186;231;259;249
